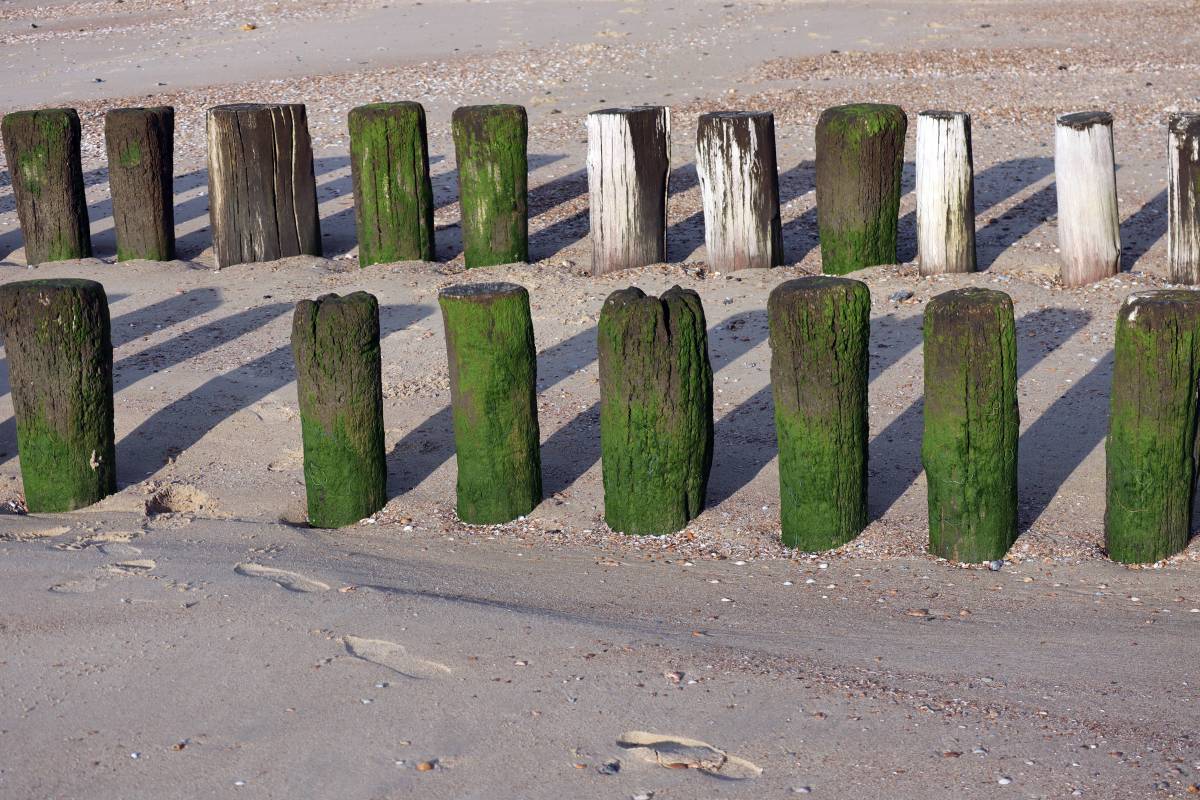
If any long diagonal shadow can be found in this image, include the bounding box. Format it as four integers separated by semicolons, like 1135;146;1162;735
706;309;926;506
117;304;433;486
1119;188;1168;270
1017;350;1112;531
867;307;1092;521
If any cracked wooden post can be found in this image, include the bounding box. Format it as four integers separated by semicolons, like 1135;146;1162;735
1105;291;1200;563
916;110;975;275
207;103;321;268
1055;111;1120;287
696;110;783;271
439;282;542;523
348;101;435;267
292;292;386;528
922;288;1018;562
1168;112;1200;284
1;108;91;264
598;286;713;535
586;106;671;274
105;106;175;262
0;279;114;512
814;103;907;275
451;105;528;268
768;277;869;550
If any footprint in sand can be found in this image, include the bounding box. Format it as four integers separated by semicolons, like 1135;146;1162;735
1;525;71;542
98;543;143;557
234;563;330;593
49;578;101;594
342;635;452;679
616;731;762;779
106;559;157;575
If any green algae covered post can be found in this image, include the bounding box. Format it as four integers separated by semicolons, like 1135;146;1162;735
439;282;542;523
104;106;176;261
451;105;528;268
598;285;713;535
814;103;907;275
1105;290;1200;563
292;292;386;528
0;279;114;511
922;288;1018;562
348;101;435;266
768;277;870;550
1;108;92;264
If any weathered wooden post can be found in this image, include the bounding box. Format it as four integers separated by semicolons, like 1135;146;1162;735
586;106;671;274
105;106;175;261
451;105;528;268
207;103;321;268
439;282;541;523
1055;111;1120;287
922;288;1018;562
1168;112;1200;284
292;292;386;528
695;111;783;271
348;101;435;266
814;103;907;275
0;279;114;512
598;286;713;535
768;277;869;550
0;108;91;264
916;110;975;275
1105;291;1200;563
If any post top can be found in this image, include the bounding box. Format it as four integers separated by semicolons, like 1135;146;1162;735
698;110;773;121
439;281;527;301
2;107;78;123
770;276;868;300
588;106;668;118
918;109;968;121
1057;110;1112;130
106;106;173;117
452;104;526;117
1168;111;1200;133
209;103;306;115
351;100;424;115
926;287;1012;314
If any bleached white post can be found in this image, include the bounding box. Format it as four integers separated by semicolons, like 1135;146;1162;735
695;111;783;271
585;106;671;275
1055;111;1121;287
1168;112;1200;285
916;110;976;275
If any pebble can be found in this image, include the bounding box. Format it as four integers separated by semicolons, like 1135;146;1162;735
988;560;1004;571
632;793;654;800
793;786;813;794
998;776;1012;785
889;289;914;301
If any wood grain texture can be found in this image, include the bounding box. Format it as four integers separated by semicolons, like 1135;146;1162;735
695;111;783;271
586;106;671;275
1168;112;1200;284
105;106;175;261
206;103;321;268
1055;111;1120;287
915;110;975;275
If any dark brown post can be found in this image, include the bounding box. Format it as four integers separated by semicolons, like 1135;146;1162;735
105;106;175;261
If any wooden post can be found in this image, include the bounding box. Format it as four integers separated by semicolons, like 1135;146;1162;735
814;103;907;275
695;111;783;271
916;110;975;275
0;108;91;264
586;106;671;275
768;277;869;550
598;286;713;535
922;288;1018;562
451;105;528;268
439;282;541;523
206;103;321;268
0;279;114;512
292;292;386;528
1168;112;1200;284
348;101;435;266
1055;111;1120;287
1105;291;1200;563
104;106;175;262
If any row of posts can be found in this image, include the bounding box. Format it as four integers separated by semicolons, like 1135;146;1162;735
4;103;1200;282
2;276;1197;566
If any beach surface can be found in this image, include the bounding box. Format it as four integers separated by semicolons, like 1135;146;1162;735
2;1;1199;797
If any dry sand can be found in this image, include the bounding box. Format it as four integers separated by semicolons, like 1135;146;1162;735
2;1;1200;797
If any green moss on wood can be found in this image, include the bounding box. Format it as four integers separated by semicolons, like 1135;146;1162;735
815;103;906;275
1105;290;1200;563
349;102;436;266
105;106;175;262
0;279;114;511
769;277;870;550
598;285;713;535
292;292;386;528
439;282;541;523
922;288;1018;562
1;108;92;263
451;105;528;268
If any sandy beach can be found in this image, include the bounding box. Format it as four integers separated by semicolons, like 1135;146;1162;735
2;1;1200;797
